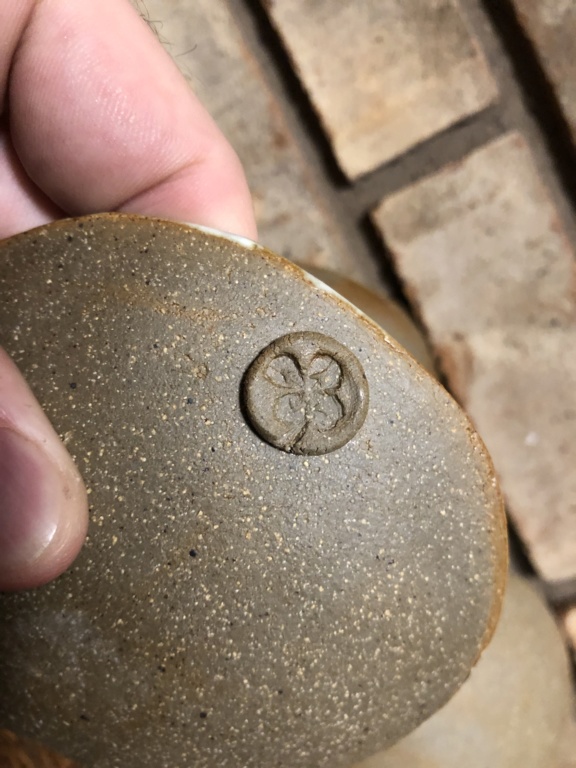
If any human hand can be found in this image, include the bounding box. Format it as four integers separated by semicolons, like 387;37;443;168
0;0;256;590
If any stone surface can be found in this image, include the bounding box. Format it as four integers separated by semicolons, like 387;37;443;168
510;0;576;142
374;132;576;586
263;0;498;178
353;573;575;768
136;0;379;285
0;215;506;768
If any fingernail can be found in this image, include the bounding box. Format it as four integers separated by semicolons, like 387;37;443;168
0;427;62;581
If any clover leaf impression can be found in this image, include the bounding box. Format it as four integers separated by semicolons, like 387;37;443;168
264;353;345;444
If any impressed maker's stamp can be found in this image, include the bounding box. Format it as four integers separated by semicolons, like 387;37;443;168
243;331;369;455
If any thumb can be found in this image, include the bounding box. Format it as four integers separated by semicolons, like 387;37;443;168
0;348;87;590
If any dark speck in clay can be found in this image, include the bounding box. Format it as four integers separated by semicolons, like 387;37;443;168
0;214;507;768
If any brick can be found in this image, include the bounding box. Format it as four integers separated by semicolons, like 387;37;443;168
263;0;498;178
510;1;576;142
134;0;378;284
559;721;576;768
559;605;576;656
373;133;576;585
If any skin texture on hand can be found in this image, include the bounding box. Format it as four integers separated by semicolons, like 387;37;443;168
0;0;257;590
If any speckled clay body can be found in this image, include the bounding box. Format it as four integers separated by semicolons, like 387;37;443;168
0;215;507;768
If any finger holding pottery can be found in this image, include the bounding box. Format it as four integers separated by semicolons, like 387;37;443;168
0;0;256;589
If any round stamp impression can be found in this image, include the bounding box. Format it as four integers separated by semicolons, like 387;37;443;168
243;331;369;455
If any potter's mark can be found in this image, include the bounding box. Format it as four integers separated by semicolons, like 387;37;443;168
243;331;368;455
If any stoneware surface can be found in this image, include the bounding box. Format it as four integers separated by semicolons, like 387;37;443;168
0;215;506;768
354;572;574;768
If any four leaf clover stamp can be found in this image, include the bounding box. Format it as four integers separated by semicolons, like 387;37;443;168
243;331;369;455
